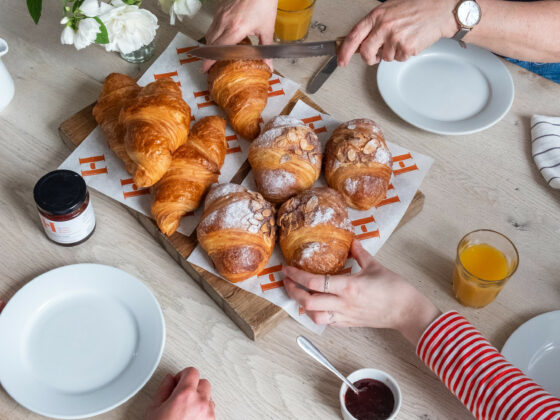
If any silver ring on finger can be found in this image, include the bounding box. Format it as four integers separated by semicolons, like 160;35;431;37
324;274;330;293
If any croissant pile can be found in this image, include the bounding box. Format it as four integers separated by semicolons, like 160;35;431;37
94;68;396;281
93;73;191;188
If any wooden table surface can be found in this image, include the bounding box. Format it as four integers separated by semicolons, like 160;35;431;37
1;1;559;419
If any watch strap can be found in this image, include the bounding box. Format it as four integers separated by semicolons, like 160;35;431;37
452;28;470;41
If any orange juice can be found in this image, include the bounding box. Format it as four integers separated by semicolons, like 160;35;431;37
453;243;510;308
275;0;315;42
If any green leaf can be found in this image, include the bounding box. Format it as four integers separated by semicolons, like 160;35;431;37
27;0;42;24
93;17;109;44
72;0;85;13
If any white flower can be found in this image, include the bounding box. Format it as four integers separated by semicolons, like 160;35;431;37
159;0;201;25
60;25;75;45
100;0;158;54
75;17;101;49
60;16;101;50
80;0;102;17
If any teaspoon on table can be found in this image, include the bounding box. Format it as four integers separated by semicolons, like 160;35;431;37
296;335;360;395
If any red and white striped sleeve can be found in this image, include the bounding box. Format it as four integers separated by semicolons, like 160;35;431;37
416;311;560;420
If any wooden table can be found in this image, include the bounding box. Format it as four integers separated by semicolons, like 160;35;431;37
1;1;559;419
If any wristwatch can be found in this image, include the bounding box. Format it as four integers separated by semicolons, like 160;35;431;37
452;0;482;48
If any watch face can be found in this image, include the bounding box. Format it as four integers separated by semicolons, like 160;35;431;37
457;1;481;28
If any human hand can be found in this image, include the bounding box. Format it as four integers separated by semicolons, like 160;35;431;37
338;0;458;66
146;367;215;420
283;240;441;346
202;0;278;72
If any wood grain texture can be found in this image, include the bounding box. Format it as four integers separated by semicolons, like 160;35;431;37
1;0;560;419
59;91;424;340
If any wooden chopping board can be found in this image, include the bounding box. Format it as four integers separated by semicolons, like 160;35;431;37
58;90;425;340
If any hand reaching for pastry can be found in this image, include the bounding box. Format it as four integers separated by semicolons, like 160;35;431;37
338;0;457;66
283;240;441;346
146;367;215;420
202;0;277;72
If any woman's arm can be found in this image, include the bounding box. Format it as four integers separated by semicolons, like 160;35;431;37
338;0;560;66
465;0;560;63
283;240;560;420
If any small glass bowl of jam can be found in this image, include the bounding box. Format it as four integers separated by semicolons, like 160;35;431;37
339;368;402;420
33;170;96;246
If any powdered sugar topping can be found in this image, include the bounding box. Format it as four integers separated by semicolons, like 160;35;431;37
260;169;296;193
309;207;334;226
374;146;392;166
344;178;358;194
205;183;246;206
299;242;321;262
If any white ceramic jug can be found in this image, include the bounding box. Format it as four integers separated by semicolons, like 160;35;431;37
0;38;15;112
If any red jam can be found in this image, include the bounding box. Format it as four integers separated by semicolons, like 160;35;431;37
344;378;395;420
33;170;96;246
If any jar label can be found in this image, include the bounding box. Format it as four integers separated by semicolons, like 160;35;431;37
39;200;96;244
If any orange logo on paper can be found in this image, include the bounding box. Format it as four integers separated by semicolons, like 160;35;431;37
352;216;380;240
392;153;418;176
225;134;241;154
120;178;150;199
79;155;108;177
376;183;400;207
176;46;201;65
193;90;216;109
153;71;181;86
302;115;327;134
258;264;283;292
268;78;285;98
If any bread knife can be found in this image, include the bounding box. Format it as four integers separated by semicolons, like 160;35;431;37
307;55;338;94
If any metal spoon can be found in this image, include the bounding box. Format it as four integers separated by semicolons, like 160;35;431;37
297;335;360;395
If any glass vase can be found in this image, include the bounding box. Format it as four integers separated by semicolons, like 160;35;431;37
120;40;155;64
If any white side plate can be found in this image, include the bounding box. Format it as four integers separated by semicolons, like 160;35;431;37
377;39;514;135
0;264;165;419
502;311;560;397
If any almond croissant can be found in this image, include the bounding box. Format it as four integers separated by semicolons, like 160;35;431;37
197;183;276;283
249;116;322;204
277;187;354;275
324;119;393;210
92;73;140;174
208;60;272;140
120;78;191;187
152;116;227;236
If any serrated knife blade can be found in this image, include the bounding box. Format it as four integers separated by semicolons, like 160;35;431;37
188;40;342;60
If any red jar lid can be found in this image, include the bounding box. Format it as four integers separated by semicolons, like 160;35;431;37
33;170;87;216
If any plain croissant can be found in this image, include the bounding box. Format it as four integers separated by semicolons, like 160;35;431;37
208;60;272;140
120;78;191;187
324;119;393;210
249;116;322;204
92;73;140;174
197;183;276;282
152;116;227;236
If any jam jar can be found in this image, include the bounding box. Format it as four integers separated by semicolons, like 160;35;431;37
33;170;96;246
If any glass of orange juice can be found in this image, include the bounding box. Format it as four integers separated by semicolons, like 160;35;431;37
452;229;519;308
274;0;316;43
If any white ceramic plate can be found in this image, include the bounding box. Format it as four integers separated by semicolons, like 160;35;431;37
0;264;165;419
377;38;514;135
502;311;560;397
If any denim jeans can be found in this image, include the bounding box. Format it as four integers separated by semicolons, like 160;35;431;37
505;57;560;84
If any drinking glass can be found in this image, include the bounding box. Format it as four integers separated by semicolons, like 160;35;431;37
274;0;316;43
452;229;519;308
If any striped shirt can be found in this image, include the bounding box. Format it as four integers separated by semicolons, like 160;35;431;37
417;311;560;420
